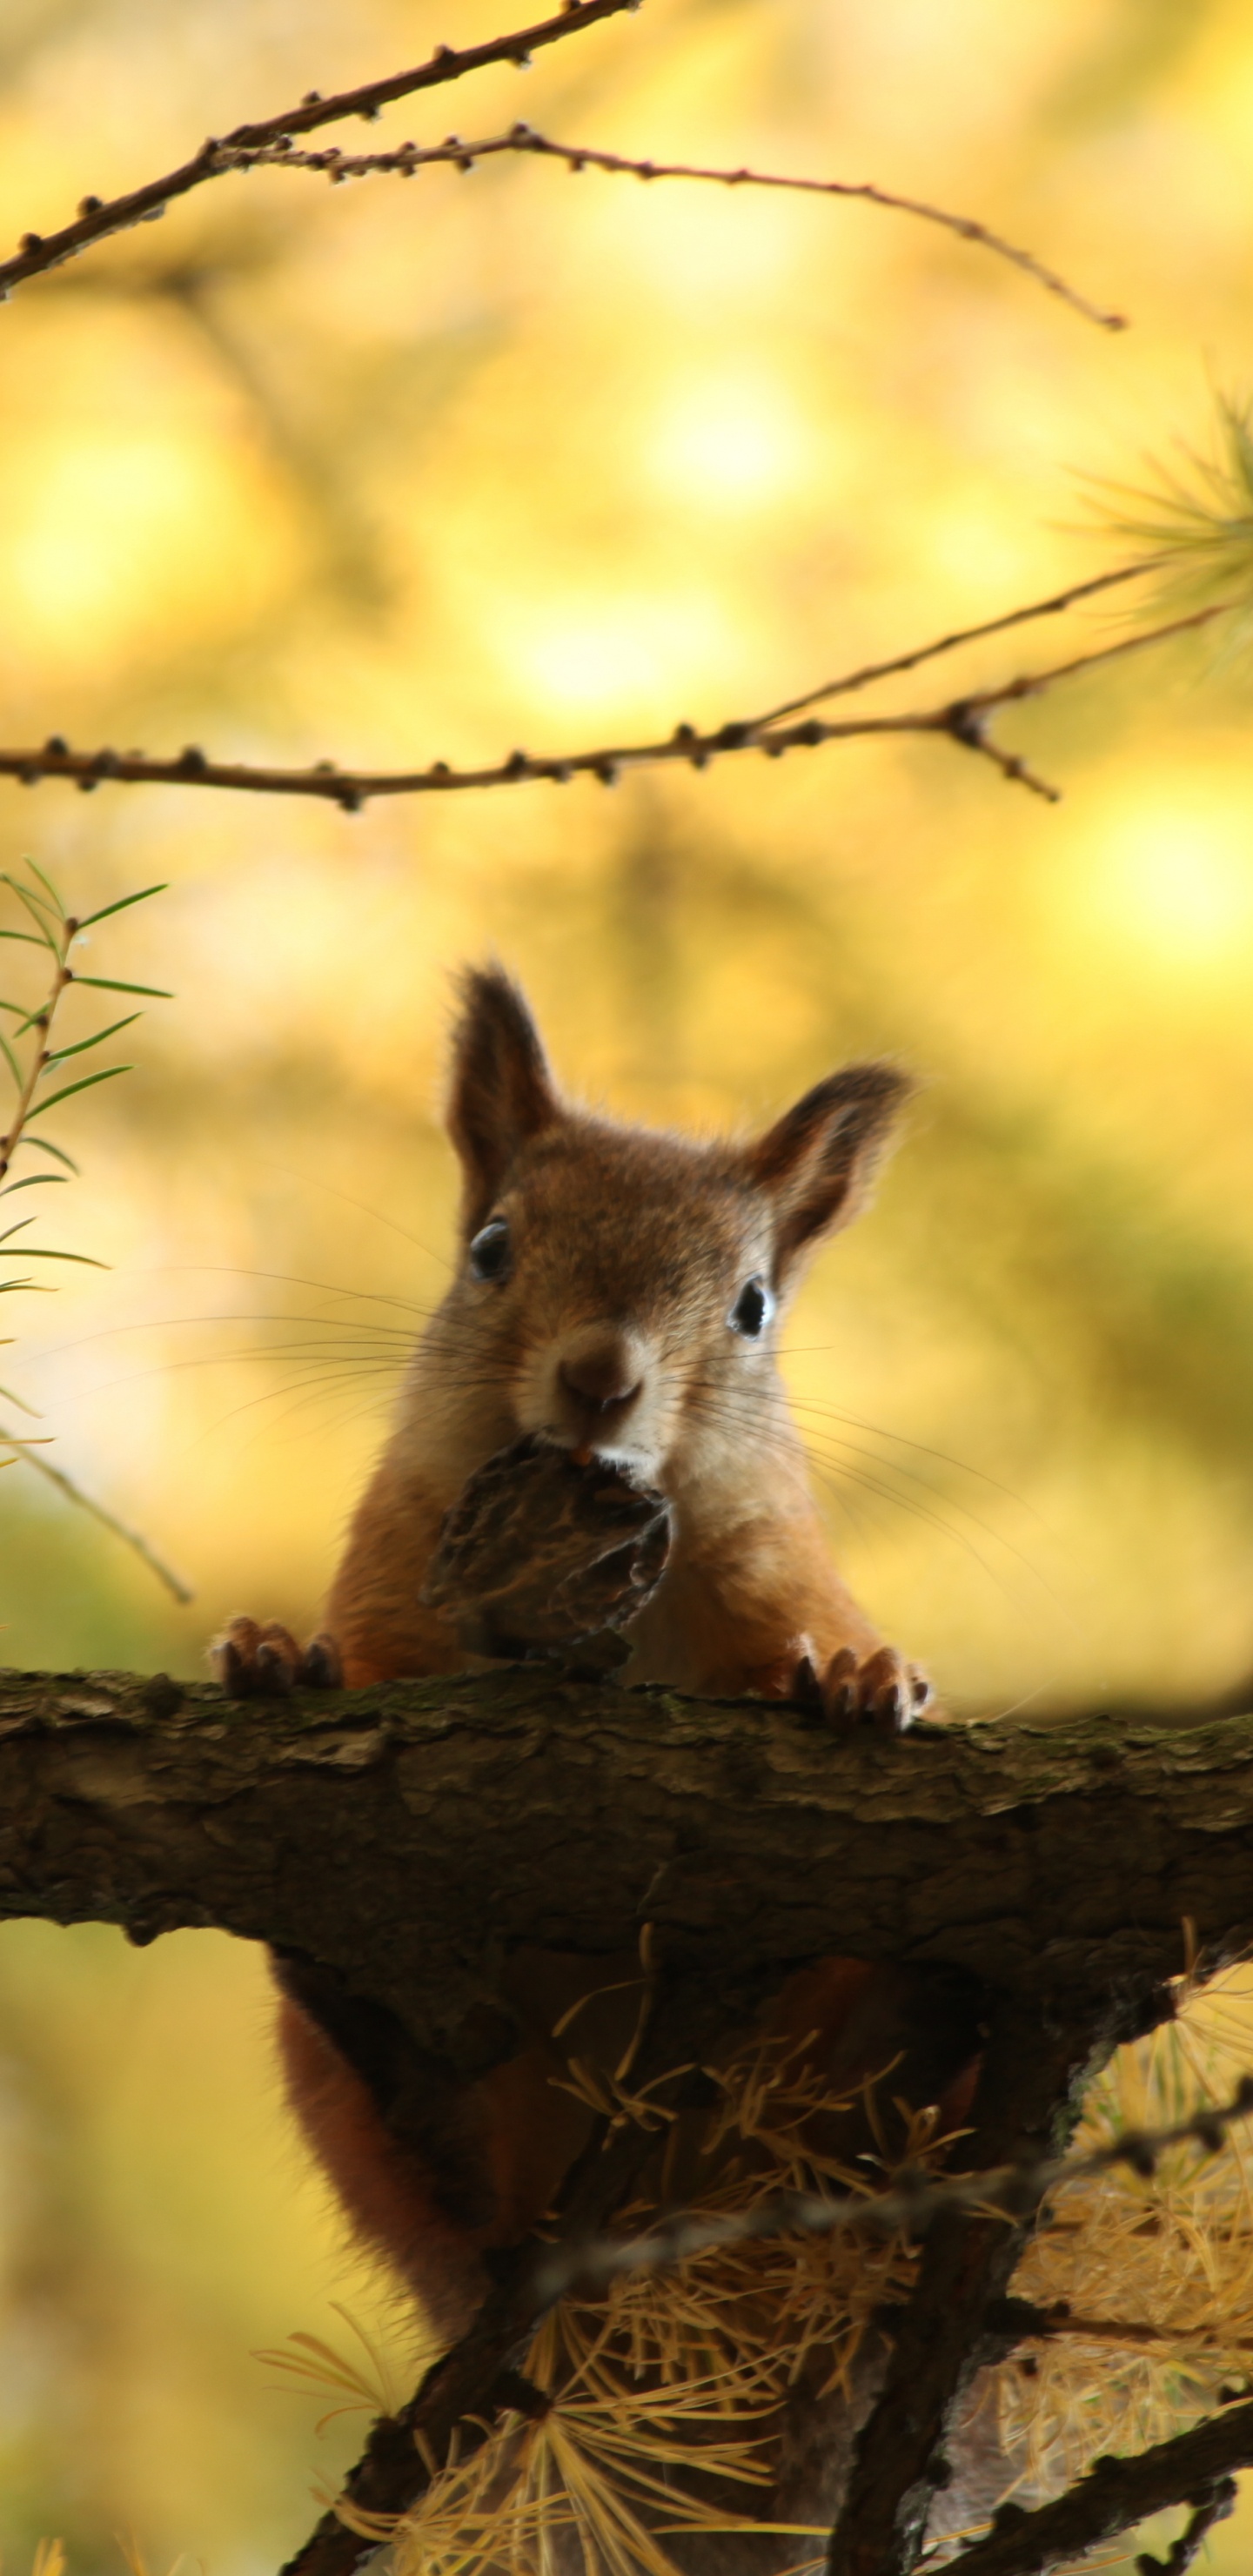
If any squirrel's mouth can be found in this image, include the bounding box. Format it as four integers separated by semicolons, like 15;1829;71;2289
538;1419;662;1478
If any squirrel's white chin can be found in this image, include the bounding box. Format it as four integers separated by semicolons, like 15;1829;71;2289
594;1439;661;1481
539;1424;661;1483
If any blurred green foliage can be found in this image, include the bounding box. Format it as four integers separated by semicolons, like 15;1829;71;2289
1;0;1253;2565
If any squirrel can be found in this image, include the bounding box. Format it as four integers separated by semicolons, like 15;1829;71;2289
213;969;955;2349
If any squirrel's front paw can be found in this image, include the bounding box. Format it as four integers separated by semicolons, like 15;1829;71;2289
211;1615;343;1698
796;1642;932;1737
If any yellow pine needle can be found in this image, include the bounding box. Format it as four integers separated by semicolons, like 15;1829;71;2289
252;2301;412;2435
373;1979;1253;2573
999;1963;1253;2492
384;2041;955;2576
548;2056;693;2132
313;2485;405;2542
113;2538;188;2576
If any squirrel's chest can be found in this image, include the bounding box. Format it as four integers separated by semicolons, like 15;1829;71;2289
620;1536;791;1697
621;1493;873;1697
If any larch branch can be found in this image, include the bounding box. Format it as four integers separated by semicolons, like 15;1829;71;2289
0;592;1228;815
0;1436;192;1601
281;1986;712;2576
740;560;1156;728
940;2415;1250;2576
532;2078;1253;2304
211;124;1125;332
0;0;640;302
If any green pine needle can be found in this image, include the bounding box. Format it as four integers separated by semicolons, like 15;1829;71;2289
45;1012;142;1065
1096;391;1253;641
10;1248;110;1267
76;882;167;929
20;853;67;914
25;1063;132;1120
71;975;174;998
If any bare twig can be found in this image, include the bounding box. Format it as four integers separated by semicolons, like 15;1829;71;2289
743;559;1157;729
0;1442;193;1597
533;2076;1253;2303
937;2431;1245;2576
0;1432;193;1602
210;124;1124;332
0;596;1230;814
928;599;1232;796
0;0;640;303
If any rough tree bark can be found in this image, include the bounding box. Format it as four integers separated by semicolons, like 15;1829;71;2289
3;1666;1250;2028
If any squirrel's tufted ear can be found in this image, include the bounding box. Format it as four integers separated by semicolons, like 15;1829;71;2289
447;968;562;1231
744;1062;914;1283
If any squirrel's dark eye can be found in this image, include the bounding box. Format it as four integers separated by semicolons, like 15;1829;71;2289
469;1217;512;1284
728;1274;774;1338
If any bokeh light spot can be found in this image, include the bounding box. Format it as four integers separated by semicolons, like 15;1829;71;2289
1;431;291;658
1088;794;1253;969
647;373;814;508
508;589;737;714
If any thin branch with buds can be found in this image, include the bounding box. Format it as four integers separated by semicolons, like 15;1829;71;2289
937;2431;1245;2576
741;558;1156;728
0;590;1229;814
0;1436;193;1602
533;2075;1253;2303
0;0;640;303
207;125;1125;334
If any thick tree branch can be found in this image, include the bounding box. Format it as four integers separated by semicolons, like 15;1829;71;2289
0;0;639;303
211;126;1123;332
0;594;1225;815
3;1666;1252;2047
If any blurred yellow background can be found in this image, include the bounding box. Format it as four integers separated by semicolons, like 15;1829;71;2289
1;0;1252;2565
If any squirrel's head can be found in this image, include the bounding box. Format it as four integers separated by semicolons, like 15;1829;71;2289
433;967;912;1492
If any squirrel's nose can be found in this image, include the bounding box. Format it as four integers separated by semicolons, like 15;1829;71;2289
558;1346;643;1415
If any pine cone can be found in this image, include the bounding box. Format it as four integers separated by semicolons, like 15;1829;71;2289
421;1434;671;1656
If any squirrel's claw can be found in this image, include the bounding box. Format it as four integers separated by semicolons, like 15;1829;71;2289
819;1643;931;1737
211;1615;343;1698
301;1632;345;1689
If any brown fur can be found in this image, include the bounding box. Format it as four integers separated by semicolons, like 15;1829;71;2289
216;969;934;2335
